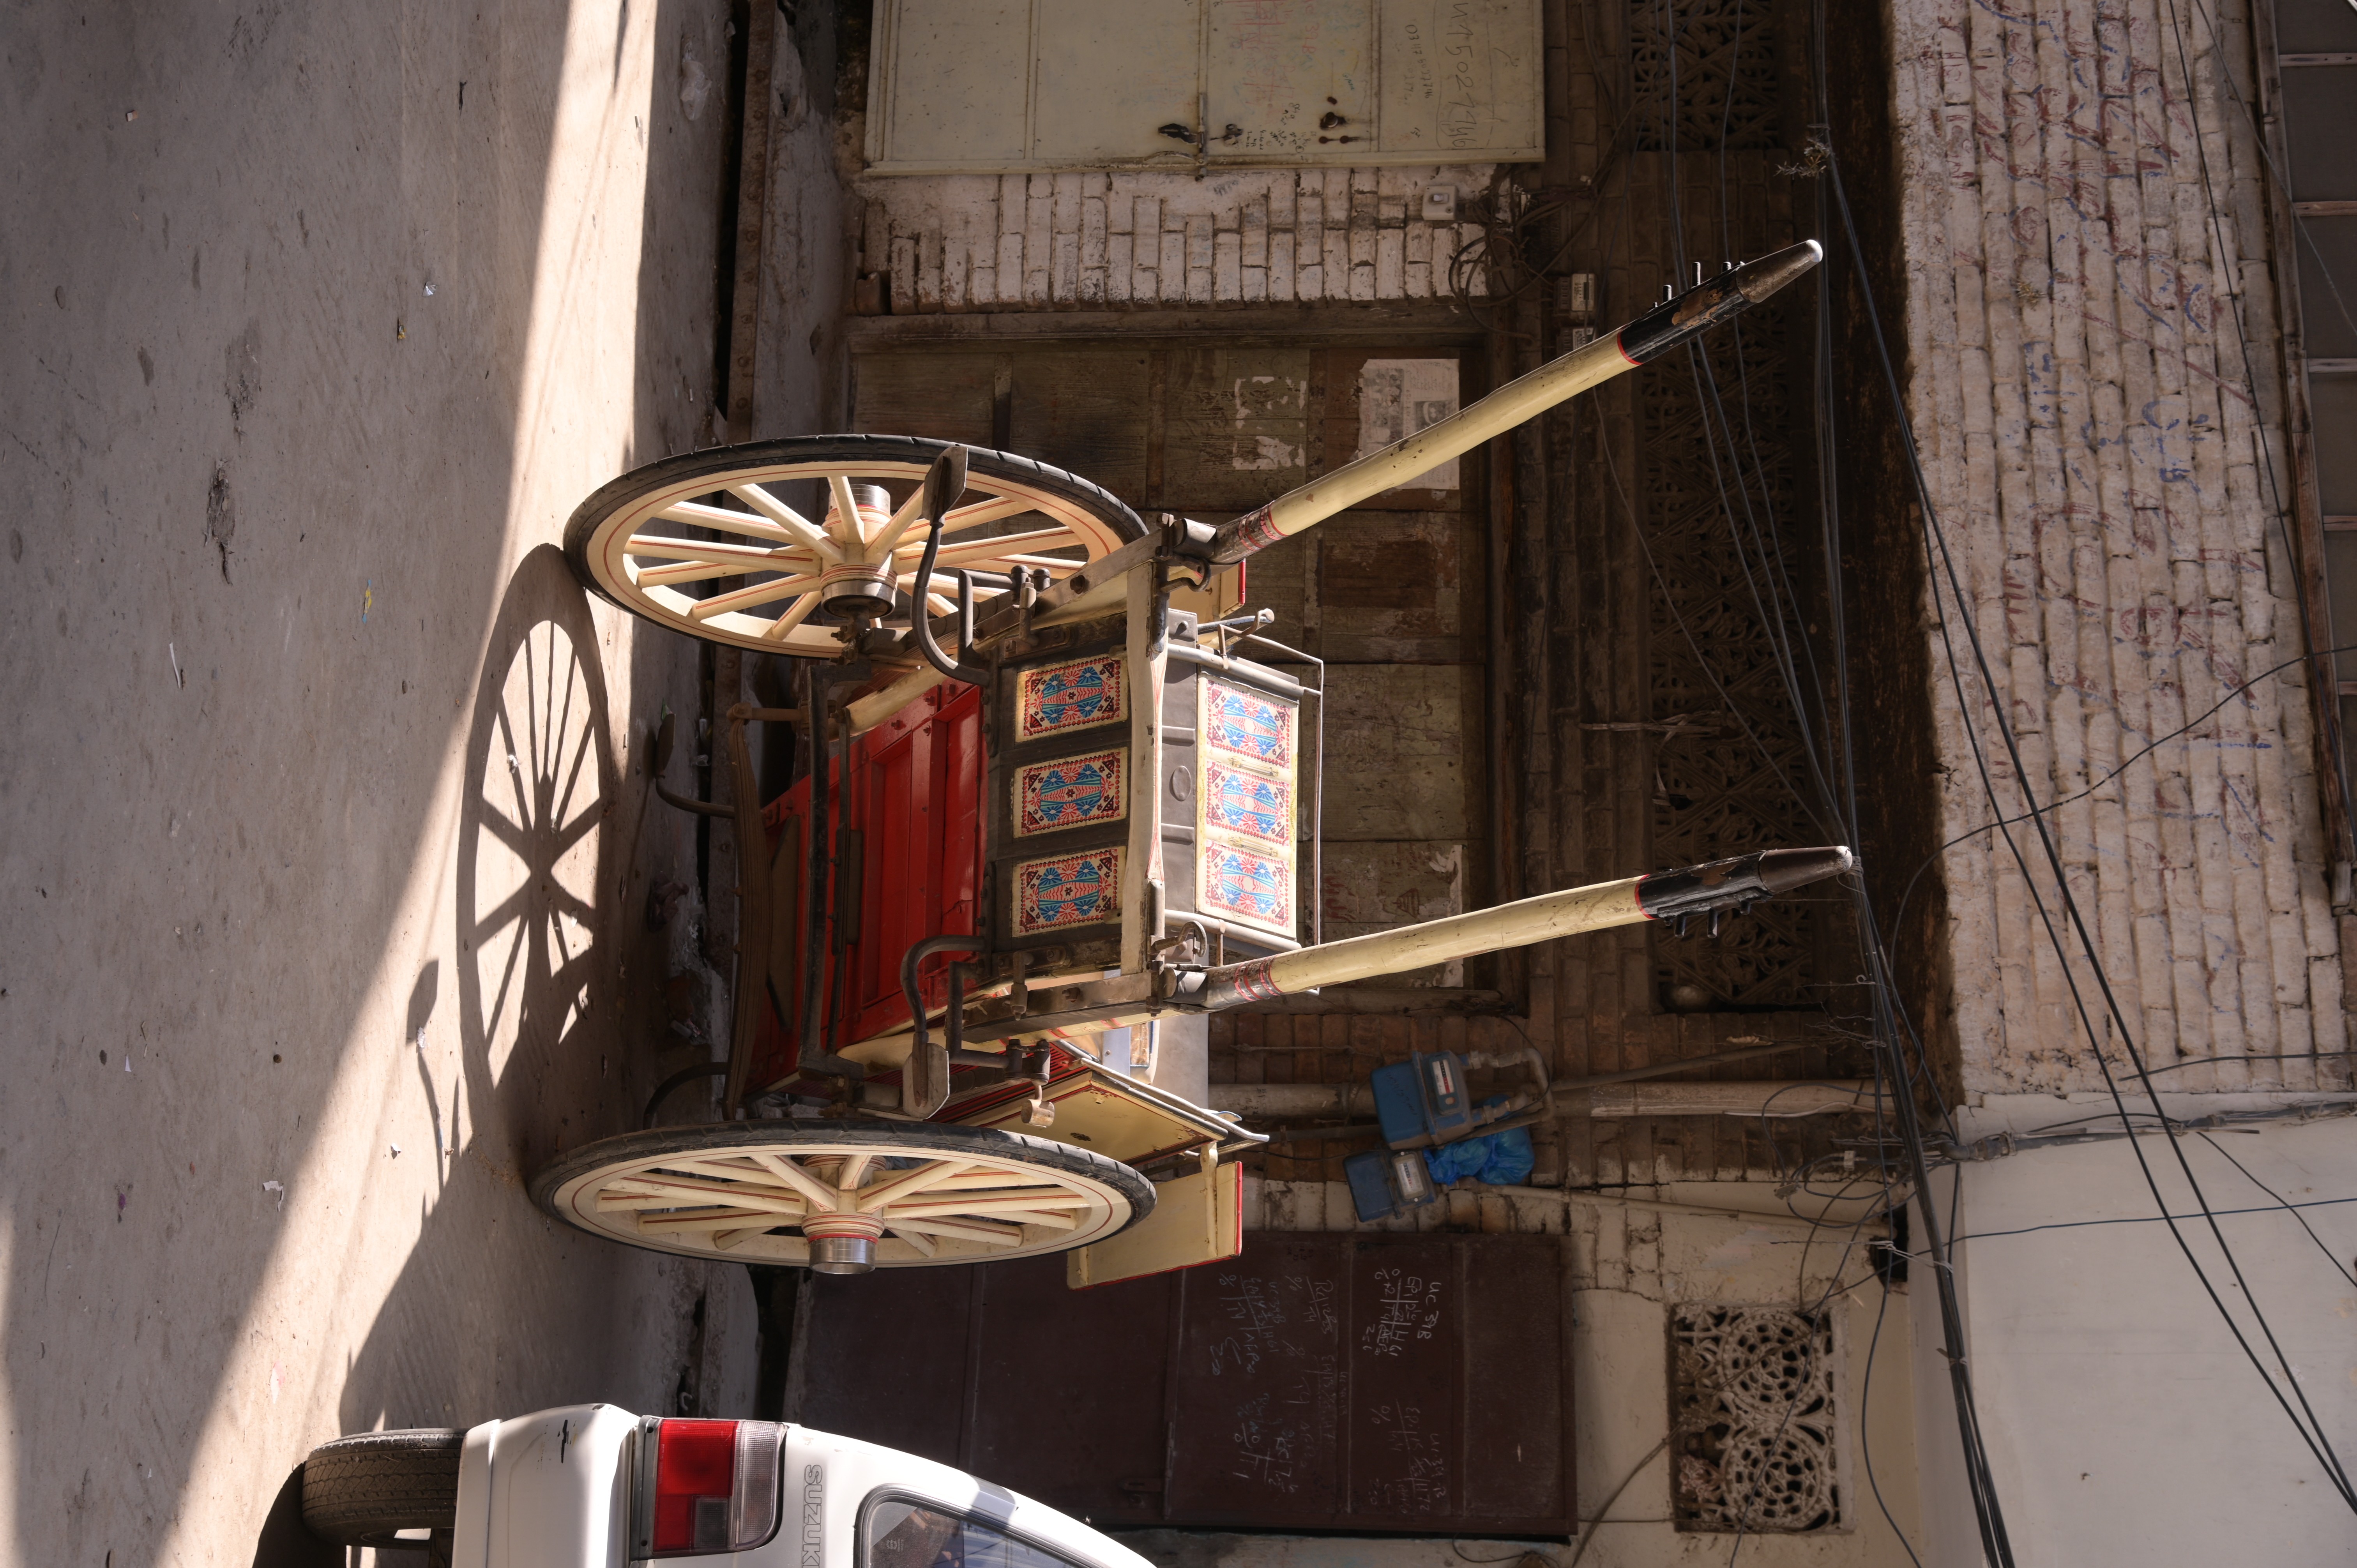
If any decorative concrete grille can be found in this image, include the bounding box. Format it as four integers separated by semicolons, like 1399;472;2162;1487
1643;308;1832;1010
1628;0;1782;152
1669;1303;1841;1532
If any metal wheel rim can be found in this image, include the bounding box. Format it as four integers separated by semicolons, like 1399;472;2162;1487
572;455;1135;657
543;1130;1140;1268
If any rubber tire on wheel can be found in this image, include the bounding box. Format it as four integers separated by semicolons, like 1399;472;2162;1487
530;1119;1157;1268
561;434;1148;656
300;1428;464;1548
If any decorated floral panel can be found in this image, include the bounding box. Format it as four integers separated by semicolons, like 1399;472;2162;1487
1200;677;1293;770
1200;758;1292;846
1017;653;1127;741
1198;837;1293;934
1013;749;1128;838
1013;846;1122;934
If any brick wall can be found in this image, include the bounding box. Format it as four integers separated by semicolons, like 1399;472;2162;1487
1892;0;2350;1092
852;166;1494;311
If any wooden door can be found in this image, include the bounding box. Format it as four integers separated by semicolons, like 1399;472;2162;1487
790;1232;1573;1536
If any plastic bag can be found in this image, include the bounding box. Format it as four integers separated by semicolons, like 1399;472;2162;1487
1422;1097;1534;1187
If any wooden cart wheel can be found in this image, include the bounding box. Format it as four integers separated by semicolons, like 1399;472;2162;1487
532;1120;1155;1273
562;435;1148;657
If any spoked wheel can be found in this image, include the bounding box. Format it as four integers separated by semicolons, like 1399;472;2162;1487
562;435;1148;657
532;1121;1155;1273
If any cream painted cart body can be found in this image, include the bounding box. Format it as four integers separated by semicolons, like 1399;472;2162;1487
530;244;1847;1288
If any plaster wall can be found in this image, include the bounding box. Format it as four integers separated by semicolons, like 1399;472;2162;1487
0;2;766;1564
1889;0;2350;1095
848;167;1494;311
1910;1123;2357;1563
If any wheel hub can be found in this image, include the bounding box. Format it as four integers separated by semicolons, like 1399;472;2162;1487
814;560;898;622
806;1235;878;1274
815;485;896;620
801;1210;887;1275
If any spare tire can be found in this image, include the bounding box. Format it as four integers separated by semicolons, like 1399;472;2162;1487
300;1427;463;1547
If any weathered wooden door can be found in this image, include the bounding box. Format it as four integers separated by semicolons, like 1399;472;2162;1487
789;1231;1573;1537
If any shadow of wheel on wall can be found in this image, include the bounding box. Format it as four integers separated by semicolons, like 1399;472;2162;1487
455;544;624;1181
317;547;727;1491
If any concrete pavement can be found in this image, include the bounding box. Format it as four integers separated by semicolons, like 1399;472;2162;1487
0;3;806;1563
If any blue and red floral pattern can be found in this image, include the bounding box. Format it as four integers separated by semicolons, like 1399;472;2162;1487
1201;843;1291;928
1202;760;1290;846
1201;679;1292;766
1014;848;1122;933
1014;750;1126;837
1018;654;1126;740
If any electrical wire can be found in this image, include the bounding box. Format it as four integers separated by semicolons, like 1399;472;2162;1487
1889;642;2357;967
2145;1049;2357;1077
1797;6;2011;1555
1851;32;2357;1498
1449;1542;1549;1564
1855;1267;1924;1568
2194;1131;2357;1290
1543;0;1998;1551
1663;0;1999;1549
1564;1437;1670;1568
1821;120;2357;1514
1949;1190;2357;1245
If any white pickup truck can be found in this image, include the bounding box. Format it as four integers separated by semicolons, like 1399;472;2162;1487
300;1408;1150;1568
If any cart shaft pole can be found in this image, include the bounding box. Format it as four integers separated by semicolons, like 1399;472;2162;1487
1186;845;1852;1010
1207;241;1823;565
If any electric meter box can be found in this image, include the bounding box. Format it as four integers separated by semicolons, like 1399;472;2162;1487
1345;1148;1440;1223
1371;1050;1475;1149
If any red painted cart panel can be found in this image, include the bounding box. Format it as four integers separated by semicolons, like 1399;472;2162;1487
747;683;985;1089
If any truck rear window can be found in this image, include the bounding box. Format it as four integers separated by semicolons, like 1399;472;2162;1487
864;1498;1081;1568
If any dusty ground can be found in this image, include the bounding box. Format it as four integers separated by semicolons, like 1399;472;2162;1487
0;3;817;1563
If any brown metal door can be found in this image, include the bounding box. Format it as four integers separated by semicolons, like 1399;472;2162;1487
793;1231;1572;1537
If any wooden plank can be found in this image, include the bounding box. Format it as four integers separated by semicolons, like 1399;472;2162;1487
1161;345;1315;512
1317;510;1464;660
1067;1162;1243;1288
1322;665;1480;839
1156;1233;1572;1534
853;350;998;442
999;346;1155;497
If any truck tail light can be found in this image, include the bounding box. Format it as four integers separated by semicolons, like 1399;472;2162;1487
634;1418;786;1557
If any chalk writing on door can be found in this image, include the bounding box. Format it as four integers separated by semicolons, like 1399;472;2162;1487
1360;1267;1443;1356
1366;1400;1449;1513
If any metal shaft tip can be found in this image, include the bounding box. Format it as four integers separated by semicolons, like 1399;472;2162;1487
1754;844;1855;895
1733;240;1825;306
